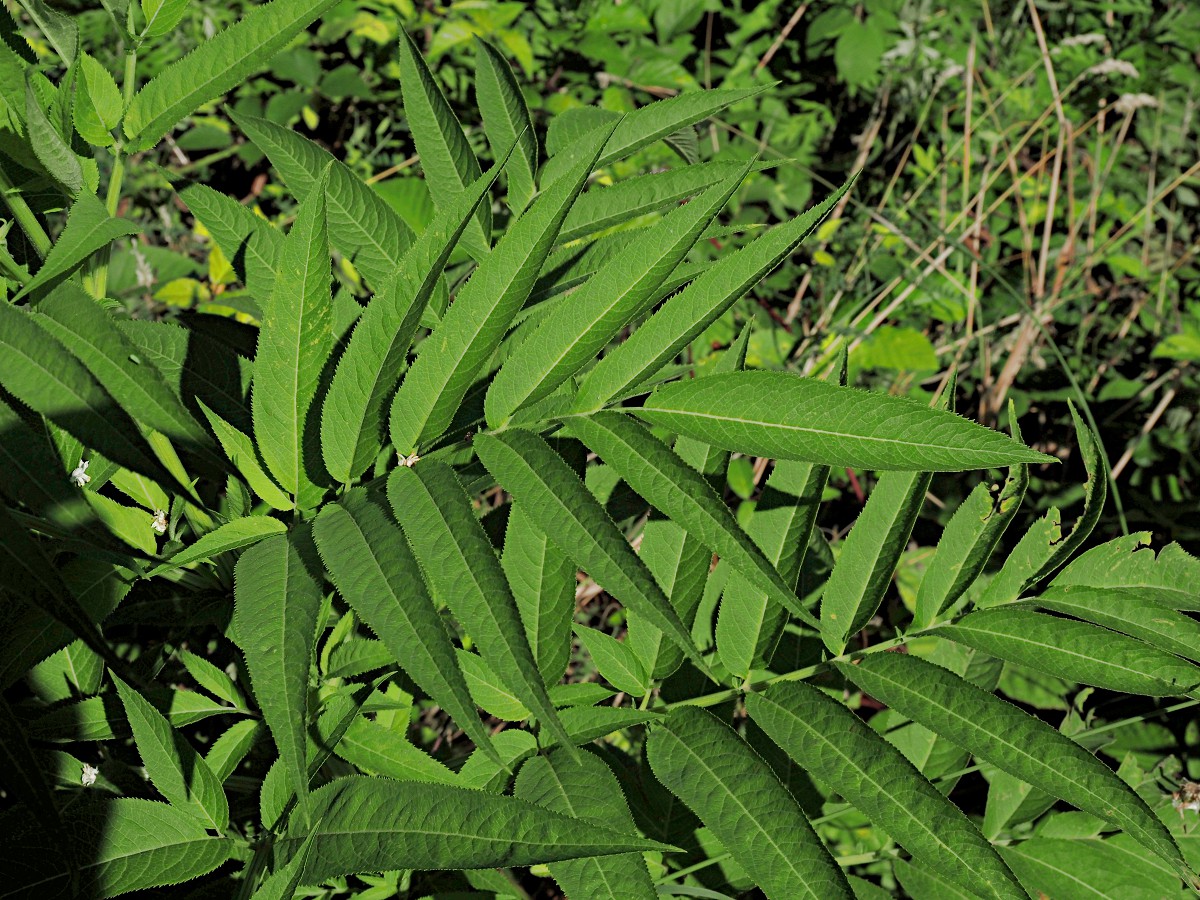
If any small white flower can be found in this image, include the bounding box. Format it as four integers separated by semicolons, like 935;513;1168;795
81;763;98;787
69;459;90;488
151;509;168;535
400;452;421;468
1113;93;1159;115
1086;59;1140;79
1060;33;1105;49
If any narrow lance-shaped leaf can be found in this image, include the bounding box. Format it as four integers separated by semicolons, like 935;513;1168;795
179;183;283;302
574;179;853;411
646;706;852;899
515;749;656;900
397;27;489;259
312;489;503;767
112;676;229;831
25;73;82;196
122;0;340;151
475;37;536;215
746;682;1026;900
146;515;286;576
474;430;707;675
272;776;672;880
388;118;618;456
16;192;140;299
198;401;294;511
838;651;1184;871
1031;585;1200;663
634;371;1053;472
73;53;122;147
231;112;413;288
18;0;77;64
574;412;819;632
233;532;323;806
386;461;576;756
940;608;1200;696
321;155;509;484
486;167;750;427
252;166;333;506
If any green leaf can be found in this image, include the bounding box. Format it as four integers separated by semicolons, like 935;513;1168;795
1000;835;1183;899
457;648;531;721
541;87;764;187
475;37;536;215
574;625;650;697
939;608;1200;696
112;676;229;831
634;371;1053;471
252;166;333;505
16;193;140;299
198;400;294;511
249;826;319;900
18;0;77;64
320;158;506;484
1053;533;1200;610
397;28;489;259
1;798;234;898
388;118;617;455
272;776;671;879
25;73;81;195
230;112;413;289
837;651;1185;870
746;682;1025;900
386;461;575;756
232;532;323;805
205;719;264;782
147;515;286;576
178;648;247;709
474;429;706;674
716;458;828;678
515;749;657;900
1030;585;1200;663
502;499;575;683
179;183;283;302
83;490;157;554
485;168;748;426
329;714;458;785
140;0;189;39
123;0;339;151
73;53;122;146
572;412;819;630
647;706;852;899
312;489;501;766
35;285;208;449
0;300;166;484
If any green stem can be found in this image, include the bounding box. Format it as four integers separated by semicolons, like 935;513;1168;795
0;236;30;282
0;164;51;259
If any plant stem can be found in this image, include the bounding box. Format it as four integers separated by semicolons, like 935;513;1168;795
0;164;51;259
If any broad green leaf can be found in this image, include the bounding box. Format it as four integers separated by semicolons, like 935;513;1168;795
458;729;538;792
35;285;208;449
820;380;954;652
1000;835;1183;899
178;648;247;710
474;430;705;673
0;798;233;898
976;509;1060;608
83;490;157;554
647;706;851;899
940;608;1200;696
233;532;323;805
485;169;747;426
397;28;489;259
894;859;978;900
320;158;506;483
16;193;140;299
313;489;500;765
552;706;662;749
515;749;656;900
147;515;286;576
329;715;458;785
388;119;617;455
198;401;294;511
140;0;189;38
205;719;264;782
716;458;828;677
1053;533;1200;611
541;87;764;187
123;0;339;151
746;682;1025;900
633;371;1053;471
574;625;650;696
0;303;171;491
0;397;94;531
272;776;671;878
25;73;81;195
558;160;774;246
112;676;228;830
73;53;122;146
475;37;536;214
179;183;283;302
457;648;530;721
1031;585;1200;663
18;0;77;64
572;412;819;630
838;651;1184;870
502;500;575;683
252;166;333;505
386;461;575;756
230;112;413;287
